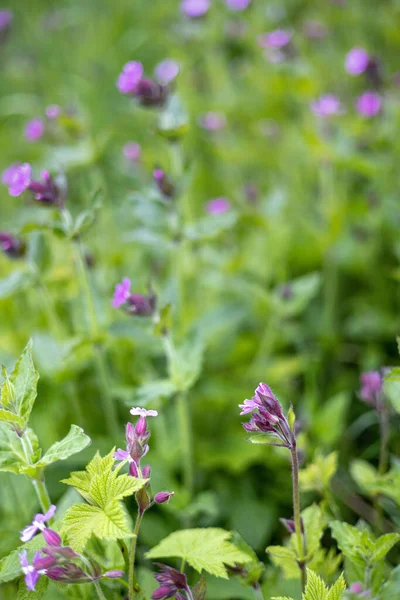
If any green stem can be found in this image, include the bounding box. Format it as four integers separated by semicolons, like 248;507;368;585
129;512;143;599
93;580;107;600
177;391;194;501
117;538;130;573
291;444;306;592
21;432;52;514
73;240;119;437
378;402;389;475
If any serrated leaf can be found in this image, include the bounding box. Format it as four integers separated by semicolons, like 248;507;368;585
62;502;132;552
17;575;49;599
146;528;250;579
300;453;338;493
303;570;327;600
90;468;146;508
0;424;30;473
301;504;326;558
26;425;91;470
267;545;299;579
329;521;367;568
325;573;346;600
8;340;39;428
370;533;400;562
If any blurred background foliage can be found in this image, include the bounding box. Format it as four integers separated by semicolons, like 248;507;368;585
1;0;400;598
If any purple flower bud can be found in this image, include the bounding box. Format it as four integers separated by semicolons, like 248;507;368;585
45;567;68;581
25;119;45;142
129;460;139;477
155;59;180;85
117;61;143;94
206;197;230;215
153;168;175;198
123;142;141;162
359;370;383;408
154;491;174;504
356;91;382;117
42;546;78;559
134;78;168;107
142;464;151;478
152;585;175;599
280;517;304;534
103;570;124;578
33;555;57;570
345;47;369;76
135;416;147;437
0;232;26;259
42;528;62;546
136;486;151;514
181;0;209;18
258;30;292;49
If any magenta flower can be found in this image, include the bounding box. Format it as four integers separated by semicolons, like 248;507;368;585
360;370;383;408
4;163;31;196
0;232;25;259
345;47;369;76
117;61;144;94
103;570;125;579
349;582;364;594
152;564;190;600
356;91;382;117
21;505;59;544
46;104;61;119
113;277;131;308
225;0;251;10
115;412;156;472
206;197;231;215
181;0;209;18
123;142;141;162
0;10;12;30
258;29;292;48
25;119;45;142
19;550;47;592
155;59;179;84
154;491;174;504
198;111;226;131
311;94;345;117
130;407;158;417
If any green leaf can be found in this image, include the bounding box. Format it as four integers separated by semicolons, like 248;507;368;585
312;392;349;447
145;528;250;579
167;336;204;393
132;379;177;406
273;272;321;318
301;504;326;559
8;340;39;429
184;212;238;242
324;573;346;600
157;94;189;140
0;424;29;473
384;367;400;413
0;271;34;299
17;575;49;599
370;533;400;562
61;501;132;552
300;453;338;493
153;303;173;337
287;406;295;433
329;521;368;568
70;194;102;240
266;545;299;579
303;570;327;600
0;534;46;583
26;232;51;273
25;425;91;471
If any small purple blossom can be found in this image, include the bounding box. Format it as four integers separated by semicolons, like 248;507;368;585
349;582;364;594
360;371;383;408
130;407;158;417
198;111;226;131
206;197;231;215
46;104;61;119
19;550;43;592
181;0;209;18
155;59;180;84
311;94;345;117
345;47;369;76
113;277;131;308
258;30;292;48
123;142;141;162
356;91;382;117
153;168;175;198
225;0;251;11
154;491;174;504
152;564;190;600
3;162;31;197
21;505;57;543
24;119;45;142
117;61;144;94
0;232;25;259
103;570;125;578
0;10;12;30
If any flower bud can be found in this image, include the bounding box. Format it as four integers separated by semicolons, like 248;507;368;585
43;528;62;546
136;486;151;514
0;232;26;259
129;461;139;478
135;416;147;437
142;465;151;479
42;546;78;559
103;570;124;578
154;491;174;504
33;555;57;570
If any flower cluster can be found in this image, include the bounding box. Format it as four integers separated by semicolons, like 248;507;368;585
112;278;157;316
152;563;192;600
2;163;65;207
239;383;294;449
117;60;174;107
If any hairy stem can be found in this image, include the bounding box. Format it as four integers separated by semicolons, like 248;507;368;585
129;512;143;599
291;443;306;592
93;580;107;600
117;538;130;572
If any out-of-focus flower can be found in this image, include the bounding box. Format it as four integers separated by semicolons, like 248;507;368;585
19;550;49;592
356;91;382;117
258;29;292;48
130;407;158;418
311;94;345;117
181;0;209;18
153;168;175;198
46;104;61;119
113;277;131;308
154;491;174;504
112;280;157;316
0;10;12;30
3;163;31;196
29;170;65;207
123;142;141;162
117;61;144;94
25;119;45;142
103;570;125;579
0;232;26;259
206;197;231;215
152;564;190;600
345;47;369;76
225;0;251;11
134;78;168;107
155;59;179;84
198;111;226;131
303;20;327;39
21;505;61;546
360;371;382;408
348;582;363;594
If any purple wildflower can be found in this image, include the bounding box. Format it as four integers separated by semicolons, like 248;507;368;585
258;30;292;48
345;47;369;76
28;170;64;207
113;277;131;308
19;550;46;592
225;0;251;10
0;10;12;30
114;412;156;470
152;564;190;600
103;570;125;578
3;163;31;196
123;142;141;162
112;277;157;316
25;119;45;142
117;61;144;94
198;111;226;131
134;78;168;107
349;583;364;594
0;232;25;259
46;104;61;119
21;505;60;544
360;371;383;408
155;59;180;84
154;491;174;504
206;197;231;215
130;407;158;417
311;94;345;117
181;0;209;18
356;91;382;117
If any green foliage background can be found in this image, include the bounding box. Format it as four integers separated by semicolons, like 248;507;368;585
1;0;400;598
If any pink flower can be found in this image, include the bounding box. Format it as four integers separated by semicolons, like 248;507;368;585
258;29;292;48
345;47;369;76
181;0;209;18
356;91;382;117
123;142;141;162
311;94;345;117
45;104;61;119
225;0;251;10
206;197;231;215
20;505;57;543
24;119;45;142
360;371;382;407
113;277;131;308
155;59;179;84
0;10;12;30
198;111;226;131
117;61;143;94
4;163;31;197
130;407;158;417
